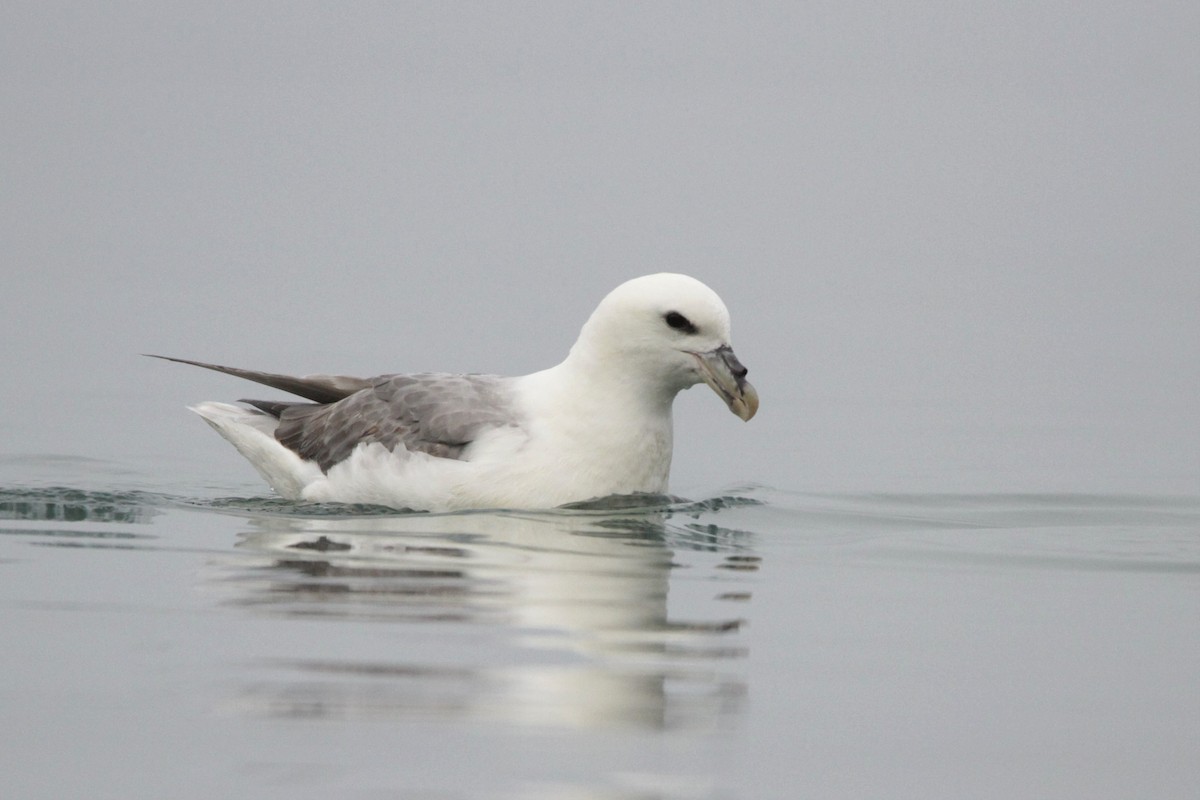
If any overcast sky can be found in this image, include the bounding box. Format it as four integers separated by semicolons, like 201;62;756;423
2;2;1196;494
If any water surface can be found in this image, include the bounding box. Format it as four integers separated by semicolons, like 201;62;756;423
1;464;1196;799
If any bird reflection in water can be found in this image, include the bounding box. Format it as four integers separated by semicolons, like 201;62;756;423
207;496;758;731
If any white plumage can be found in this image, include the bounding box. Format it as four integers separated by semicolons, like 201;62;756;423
169;273;758;511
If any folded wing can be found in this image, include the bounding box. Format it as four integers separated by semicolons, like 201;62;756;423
266;374;519;470
154;355;522;472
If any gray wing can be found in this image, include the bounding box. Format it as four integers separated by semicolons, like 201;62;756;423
147;355;371;403
269;373;520;472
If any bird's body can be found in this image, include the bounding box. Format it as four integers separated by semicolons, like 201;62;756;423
161;273;757;511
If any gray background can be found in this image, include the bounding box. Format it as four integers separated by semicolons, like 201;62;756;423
3;2;1197;495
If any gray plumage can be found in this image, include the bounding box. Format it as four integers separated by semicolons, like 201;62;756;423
266;374;517;470
147;356;519;472
147;355;370;403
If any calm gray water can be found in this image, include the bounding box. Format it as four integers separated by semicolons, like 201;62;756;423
2;460;1196;800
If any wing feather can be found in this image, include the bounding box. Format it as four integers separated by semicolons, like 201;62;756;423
146;355;370;403
155;355;520;472
272;373;519;471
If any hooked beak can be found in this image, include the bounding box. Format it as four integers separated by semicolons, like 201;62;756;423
691;345;759;421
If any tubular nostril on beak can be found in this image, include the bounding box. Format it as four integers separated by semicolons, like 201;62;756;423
718;346;748;381
694;345;759;421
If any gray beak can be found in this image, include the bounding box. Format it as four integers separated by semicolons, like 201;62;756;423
693;345;759;421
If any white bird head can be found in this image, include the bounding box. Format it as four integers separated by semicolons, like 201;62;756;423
569;273;759;421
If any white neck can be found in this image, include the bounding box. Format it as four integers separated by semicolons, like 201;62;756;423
515;355;678;497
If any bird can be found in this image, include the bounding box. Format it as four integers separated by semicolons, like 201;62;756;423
152;273;758;511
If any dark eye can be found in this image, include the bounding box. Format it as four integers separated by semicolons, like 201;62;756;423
663;311;698;334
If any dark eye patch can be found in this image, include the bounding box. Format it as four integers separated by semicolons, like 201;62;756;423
663;311;698;334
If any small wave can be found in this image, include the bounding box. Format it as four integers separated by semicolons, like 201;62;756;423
183;488;767;521
0;486;165;524
0;484;767;558
189;496;411;518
